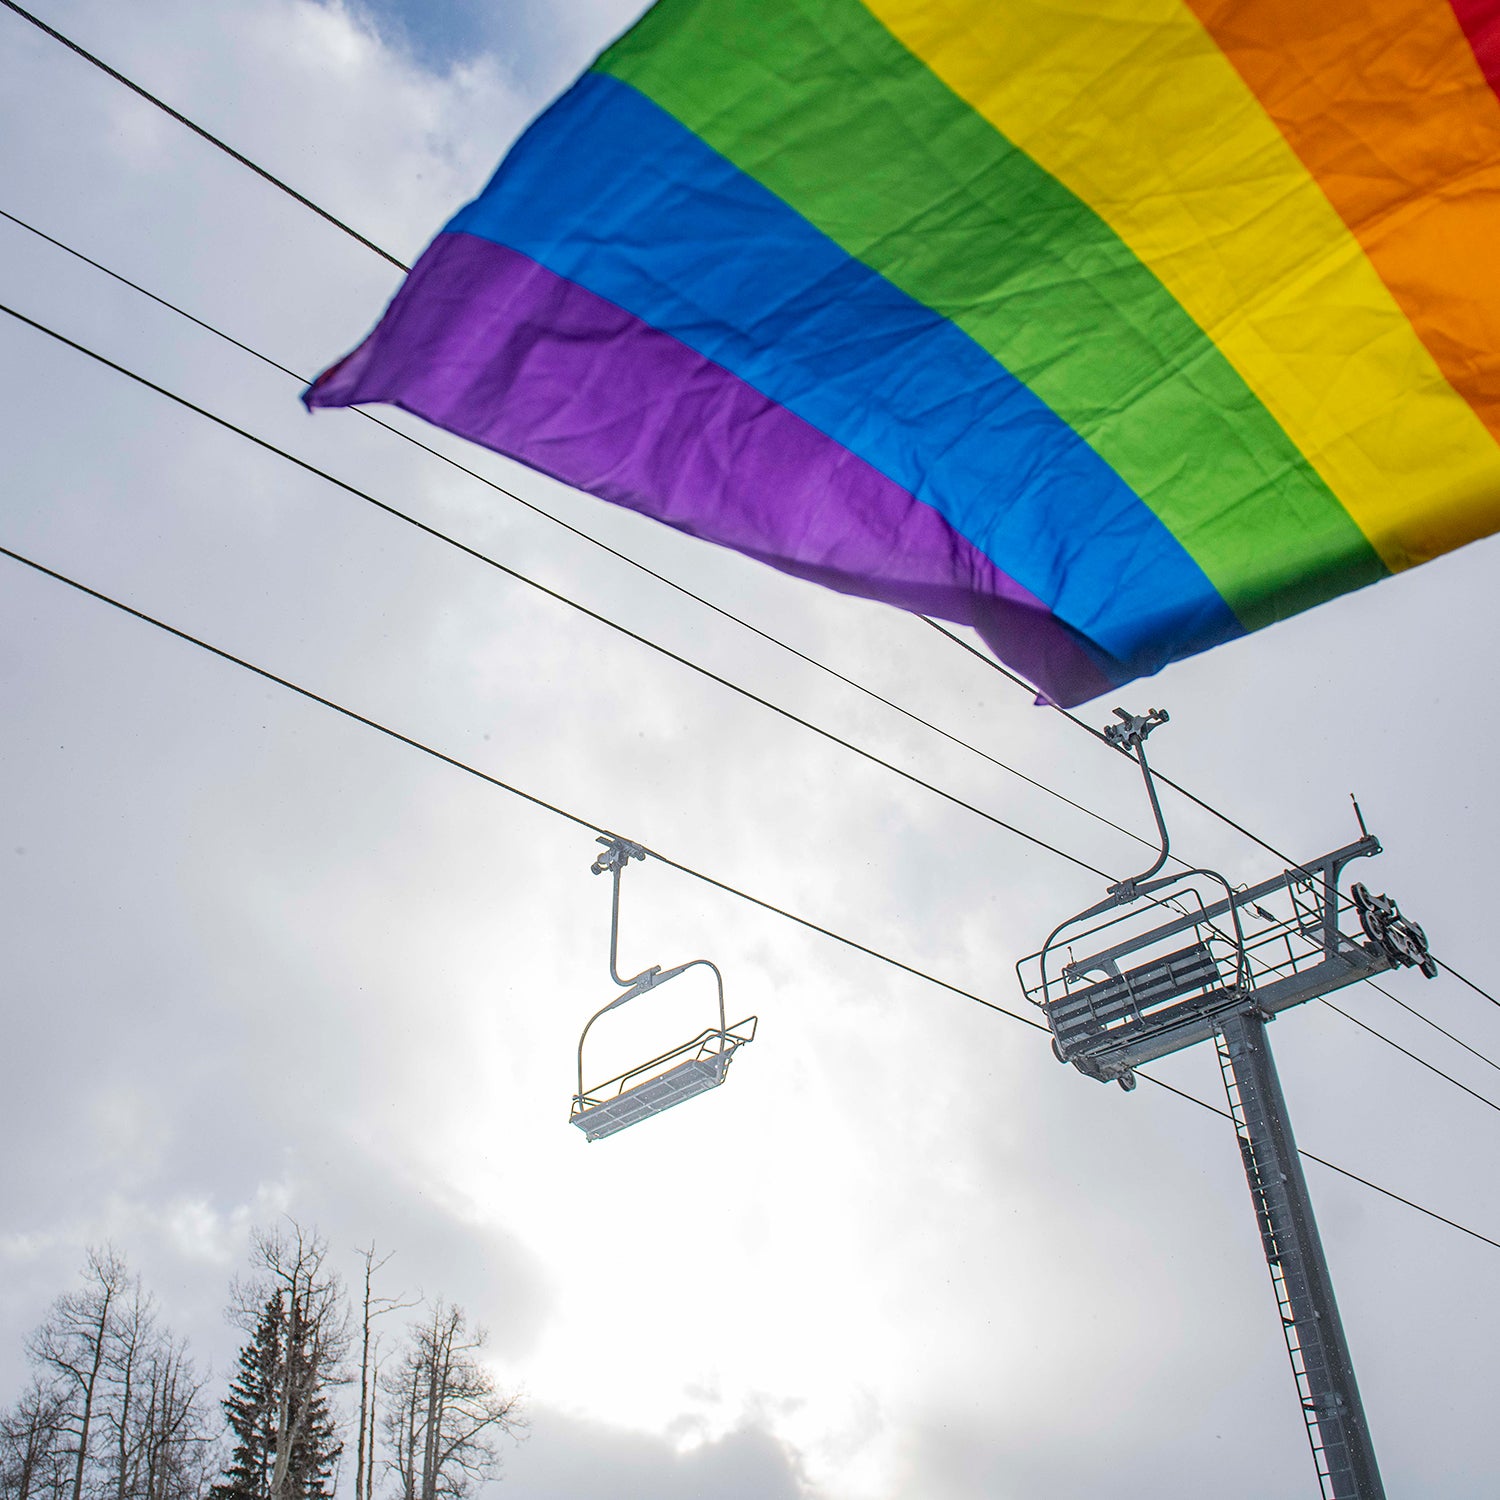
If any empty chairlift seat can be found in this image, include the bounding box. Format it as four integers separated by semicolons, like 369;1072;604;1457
571;836;757;1142
571;1011;757;1143
1046;941;1234;1068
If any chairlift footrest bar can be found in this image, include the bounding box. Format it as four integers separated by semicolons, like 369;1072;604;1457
571;1051;733;1141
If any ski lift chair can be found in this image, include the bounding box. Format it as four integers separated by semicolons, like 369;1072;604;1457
570;836;757;1142
1016;710;1414;1088
1015;709;1250;1088
1020;868;1251;1088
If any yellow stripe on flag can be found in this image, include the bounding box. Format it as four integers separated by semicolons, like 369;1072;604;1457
864;0;1500;570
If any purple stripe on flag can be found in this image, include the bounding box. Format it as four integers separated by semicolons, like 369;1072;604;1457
305;232;1117;705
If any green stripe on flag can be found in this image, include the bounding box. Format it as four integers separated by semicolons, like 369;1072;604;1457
597;0;1384;625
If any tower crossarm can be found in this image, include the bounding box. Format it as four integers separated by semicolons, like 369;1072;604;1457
1012;835;1433;1086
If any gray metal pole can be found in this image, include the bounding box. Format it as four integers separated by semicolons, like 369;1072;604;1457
1217;1010;1385;1500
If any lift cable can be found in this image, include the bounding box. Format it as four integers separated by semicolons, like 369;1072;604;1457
1316;998;1500;1114
9;287;1500;1113
1366;981;1500;1078
1135;1071;1500;1253
5;2;1494;1104
0;0;406;271
922;624;1500;1034
6;533;1499;1256
5;0;1494;996
10;0;1495;1019
0;296;1117;883
1435;956;1500;1012
0;538;1047;1029
0;204;1160;860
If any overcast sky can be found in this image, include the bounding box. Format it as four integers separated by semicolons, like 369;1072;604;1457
3;3;1499;1497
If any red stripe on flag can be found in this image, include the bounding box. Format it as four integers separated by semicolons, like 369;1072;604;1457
1451;0;1500;94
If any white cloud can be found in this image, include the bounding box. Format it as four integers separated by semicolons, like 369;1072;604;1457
2;2;1499;1498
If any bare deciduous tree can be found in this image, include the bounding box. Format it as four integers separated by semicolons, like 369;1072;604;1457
381;1305;523;1500
123;1334;213;1500
0;1379;69;1500
27;1247;132;1500
351;1248;413;1500
102;1276;156;1500
8;1250;211;1500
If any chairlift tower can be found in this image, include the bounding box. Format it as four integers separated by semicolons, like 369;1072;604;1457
1017;710;1438;1500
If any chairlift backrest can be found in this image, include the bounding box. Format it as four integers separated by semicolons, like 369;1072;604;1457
1023;867;1250;1083
1050;939;1224;1048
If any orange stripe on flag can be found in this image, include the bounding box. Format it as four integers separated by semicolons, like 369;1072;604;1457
1186;0;1500;447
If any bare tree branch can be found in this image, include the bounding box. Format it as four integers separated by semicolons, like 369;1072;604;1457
379;1304;523;1500
26;1246;132;1500
352;1248;416;1500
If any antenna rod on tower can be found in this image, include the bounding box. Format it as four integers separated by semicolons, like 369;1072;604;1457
1351;794;1370;839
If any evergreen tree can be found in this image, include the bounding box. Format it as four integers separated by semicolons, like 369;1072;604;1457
283;1371;338;1500
211;1295;339;1500
210;1296;281;1500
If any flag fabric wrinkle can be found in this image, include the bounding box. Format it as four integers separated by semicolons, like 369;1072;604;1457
306;0;1500;707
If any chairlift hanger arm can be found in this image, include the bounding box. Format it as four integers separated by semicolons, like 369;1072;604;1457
1103;707;1171;897
594;834;651;987
590;837;732;1020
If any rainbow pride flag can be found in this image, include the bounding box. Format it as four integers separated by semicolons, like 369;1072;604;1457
306;0;1500;707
